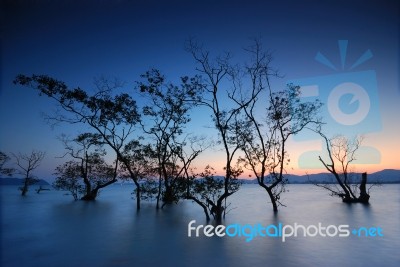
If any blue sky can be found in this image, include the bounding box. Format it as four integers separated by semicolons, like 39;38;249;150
1;0;399;179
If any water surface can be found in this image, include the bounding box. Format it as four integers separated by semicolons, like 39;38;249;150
1;184;399;267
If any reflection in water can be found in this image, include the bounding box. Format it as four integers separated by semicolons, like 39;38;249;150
1;184;399;267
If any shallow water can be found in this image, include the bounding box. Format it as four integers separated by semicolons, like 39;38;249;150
1;184;399;267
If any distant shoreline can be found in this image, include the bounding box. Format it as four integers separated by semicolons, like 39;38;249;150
2;169;399;185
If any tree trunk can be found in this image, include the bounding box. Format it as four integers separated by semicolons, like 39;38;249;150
36;186;50;194
214;199;225;223
188;196;210;221
136;186;141;210
214;205;223;223
266;187;278;212
20;177;34;196
132;180;141;210
21;178;29;196
258;181;278;212
162;185;175;206
358;172;370;203
81;188;99;200
156;173;162;209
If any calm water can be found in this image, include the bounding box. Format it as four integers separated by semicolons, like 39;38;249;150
1;184;399;267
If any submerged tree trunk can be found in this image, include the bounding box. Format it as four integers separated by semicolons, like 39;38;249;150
264;185;278;212
36;186;50;194
21;178;29;196
20;177;38;196
161;164;176;207
187;196;210;221
330;171;352;202
81;179;118;201
131;175;141;210
214;192;231;223
136;186;141;210
130;175;141;210
340;173;370;204
156;172;162;209
255;175;279;212
81;188;99;200
214;204;227;223
358;172;370;203
214;201;224;223
163;185;174;206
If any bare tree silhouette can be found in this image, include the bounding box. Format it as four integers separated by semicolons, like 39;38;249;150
12;150;45;196
232;40;322;212
54;133;119;200
13;75;144;208
187;39;248;221
137;69;204;208
121;139;159;203
314;128;373;203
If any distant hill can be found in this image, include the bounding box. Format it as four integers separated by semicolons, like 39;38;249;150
0;178;50;186
2;169;398;186
239;169;400;184
367;169;400;183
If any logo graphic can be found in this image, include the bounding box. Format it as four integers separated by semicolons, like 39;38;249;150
288;40;382;168
327;82;370;126
188;220;384;243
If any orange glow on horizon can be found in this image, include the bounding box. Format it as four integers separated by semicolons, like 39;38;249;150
194;127;399;179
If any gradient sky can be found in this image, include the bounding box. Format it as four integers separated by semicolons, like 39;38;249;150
1;0;399;180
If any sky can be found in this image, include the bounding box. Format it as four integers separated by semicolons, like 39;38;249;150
0;0;399;180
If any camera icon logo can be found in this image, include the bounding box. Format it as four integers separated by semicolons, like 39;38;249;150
328;82;370;126
288;40;381;168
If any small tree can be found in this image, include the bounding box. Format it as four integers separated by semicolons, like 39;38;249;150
137;69;203;208
13;150;45;196
53;161;84;200
189;39;322;216
315;129;371;203
187;40;250;221
14;75;143;208
228;40;323;213
120;139;159;203
237;84;322;212
55;133;119;200
186;165;241;220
